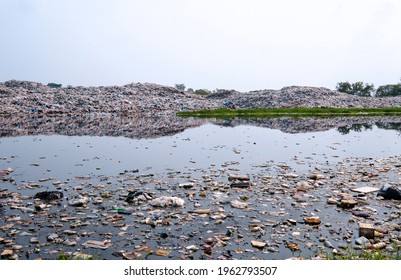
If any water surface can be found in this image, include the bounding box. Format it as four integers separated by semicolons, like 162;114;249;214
1;117;401;260
1;122;401;184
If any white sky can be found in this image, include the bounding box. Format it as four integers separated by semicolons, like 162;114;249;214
1;0;401;91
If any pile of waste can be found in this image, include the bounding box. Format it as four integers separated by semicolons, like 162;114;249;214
2;80;401;117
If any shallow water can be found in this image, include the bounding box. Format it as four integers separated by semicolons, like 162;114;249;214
1;123;401;184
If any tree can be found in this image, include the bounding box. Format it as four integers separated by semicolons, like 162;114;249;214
335;81;375;97
175;84;186;91
375;83;401;97
336;81;352;94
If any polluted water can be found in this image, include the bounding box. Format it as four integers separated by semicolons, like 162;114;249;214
1;115;401;260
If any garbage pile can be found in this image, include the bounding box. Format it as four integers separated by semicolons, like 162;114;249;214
211;86;401;109
2;81;401;117
0;80;220;116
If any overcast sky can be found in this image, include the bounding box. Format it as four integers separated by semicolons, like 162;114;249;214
1;0;400;91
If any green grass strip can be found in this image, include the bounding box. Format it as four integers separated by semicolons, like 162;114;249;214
177;107;401;119
325;245;401;260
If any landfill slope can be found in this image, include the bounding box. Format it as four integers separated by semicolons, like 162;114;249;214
216;86;401;109
2;81;401;116
0;80;220;115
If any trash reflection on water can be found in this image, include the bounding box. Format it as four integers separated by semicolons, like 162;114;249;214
0;122;401;185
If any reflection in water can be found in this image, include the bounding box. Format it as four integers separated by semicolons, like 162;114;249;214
210;116;401;134
337;122;401;135
337;123;374;135
376;122;401;134
0;113;206;139
1;114;401;138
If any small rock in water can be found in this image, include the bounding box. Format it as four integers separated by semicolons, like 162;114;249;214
251;240;267;249
304;216;321;225
154;249;171;257
230;182;251;188
371;242;386;250
29;237;39;244
287;218;297;225
191;209;211;214
150;196;185;207
230;200;248;209
327;198;337;205
284;173;298;178
296;181;312;191
203;245;213;254
186;245;199;251
68;196;89;207
352;211;370;218
1;249;13;259
179;182;194;189
355;236;370;246
0;168;13;176
228;174;250;181
324;240;334;249
309;173;325;180
47;234;59;242
117;209;132;215
285;242;300;251
339;199;358;209
122;252;141;260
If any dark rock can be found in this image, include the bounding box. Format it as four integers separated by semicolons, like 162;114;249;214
230;182;250;188
125;191;153;202
352;211;371;218
33;191;63;201
117;209;132;215
377;185;401;200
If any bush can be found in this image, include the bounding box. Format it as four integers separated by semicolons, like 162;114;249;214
47;83;62;88
194;89;210;96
